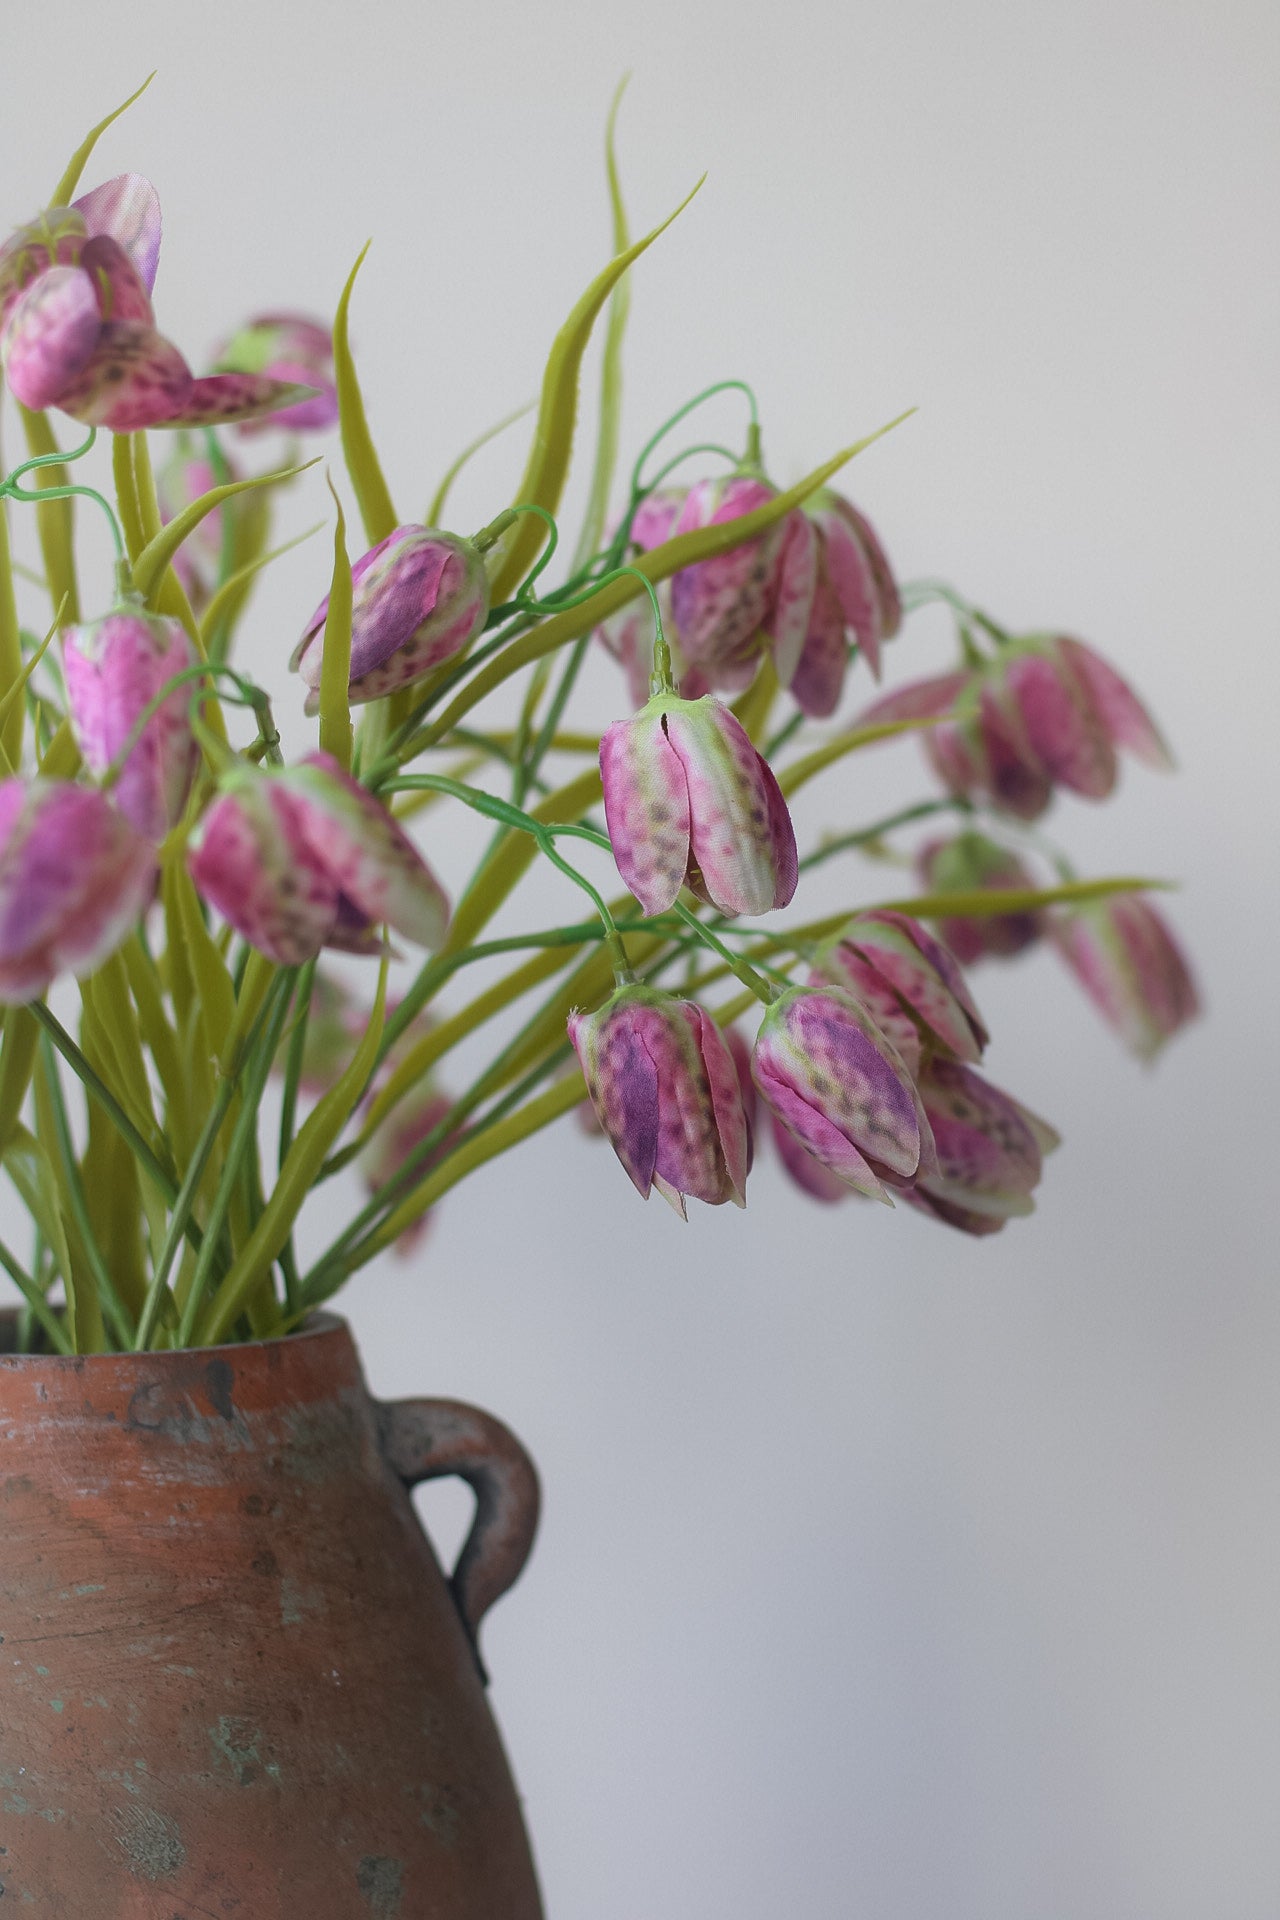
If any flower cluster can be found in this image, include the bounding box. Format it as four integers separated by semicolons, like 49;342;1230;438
0;90;1198;1356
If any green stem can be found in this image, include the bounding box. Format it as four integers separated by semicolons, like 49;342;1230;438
28;1000;180;1204
0;1232;70;1354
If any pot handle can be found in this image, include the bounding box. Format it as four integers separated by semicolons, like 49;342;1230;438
375;1397;540;1681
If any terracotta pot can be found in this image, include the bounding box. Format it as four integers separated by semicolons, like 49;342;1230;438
0;1310;544;1918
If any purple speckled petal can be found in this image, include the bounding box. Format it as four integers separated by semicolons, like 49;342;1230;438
976;685;1053;819
1051;894;1198;1060
752;986;925;1198
857;670;969;729
63;611;199;841
914;1059;1045;1217
628;489;683;552
600;706;692;916
189;778;338;966
810;491;901;677
53;320;193;430
78;233;154;327
161;371;319;429
0;781;156;1001
669;476;783;669
569;1001;660;1197
73;174;162;293
790;572;848;719
830;910;988;1062
2;267;100;410
769;1111;853;1203
285;752;450;952
764;511;819;687
1055;637;1173;771
689;1004;750;1205
1003;649;1116;799
661;697;798;915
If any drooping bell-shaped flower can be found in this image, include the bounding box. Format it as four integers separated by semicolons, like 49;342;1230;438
568;984;750;1214
858;635;1171;821
212;312;338;434
809;910;987;1078
904;1060;1059;1235
0;779;156;1002
1050;892;1199;1060
0;176;312;430
294;526;489;707
916;831;1046;964
667;474;787;682
803;489;901;683
188;752;449;965
62;608;200;841
751;985;935;1203
600;692;798;917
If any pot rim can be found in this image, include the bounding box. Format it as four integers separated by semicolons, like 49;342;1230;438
0;1305;348;1363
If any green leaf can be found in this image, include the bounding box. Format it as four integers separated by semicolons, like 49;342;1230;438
17;407;80;624
201;520;322;661
50;73;155;205
0;504;24;774
132;462;317;605
488;172;706;604
0;1007;40;1159
571;75;633;572
165;856;237;1065
318;476;354;769
334;242;398;546
427;402;537;528
198;952;389;1345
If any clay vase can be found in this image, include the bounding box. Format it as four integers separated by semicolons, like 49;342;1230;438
0;1310;544;1918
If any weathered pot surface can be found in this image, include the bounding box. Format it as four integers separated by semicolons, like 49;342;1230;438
0;1310;544;1918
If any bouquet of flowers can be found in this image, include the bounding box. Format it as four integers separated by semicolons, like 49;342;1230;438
0;78;1196;1360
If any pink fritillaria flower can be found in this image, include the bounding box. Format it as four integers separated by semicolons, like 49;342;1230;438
0;779;156;1002
667;474;787;685
359;1083;455;1258
600;692;798;917
916;831;1046;965
155;432;267;613
751;985;936;1204
213;312;338;434
294;526;489;707
188;752;449;966
859;635;1171;821
62;608;199;841
905;1059;1059;1235
808;910;988;1079
568;984;750;1215
0;177;313;430
1050;892;1199;1061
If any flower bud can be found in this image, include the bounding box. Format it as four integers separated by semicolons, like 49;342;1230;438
568;984;750;1214
668;475;786;676
751;985;935;1203
188;753;450;966
62;609;199;841
0;779;156;1002
600;692;798;917
1050;893;1199;1060
904;1060;1058;1235
294;526;489;706
809;910;987;1078
916;831;1045;964
213;313;337;433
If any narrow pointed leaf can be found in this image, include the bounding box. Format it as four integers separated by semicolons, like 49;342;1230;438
18;406;80;624
334;242;398;545
199;953;388;1344
50;74;155;205
318;477;354;769
132;462;317;603
0;506;23;773
427;401;537;527
0;1006;39;1158
571;76;633;571
490;173;706;603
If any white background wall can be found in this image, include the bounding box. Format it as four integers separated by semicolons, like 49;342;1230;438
2;2;1277;1914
